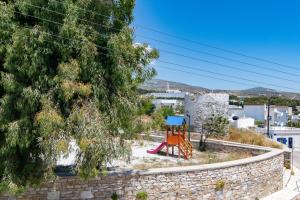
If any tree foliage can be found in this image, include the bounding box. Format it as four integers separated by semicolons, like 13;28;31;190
244;96;300;109
151;106;174;130
137;97;154;116
195;99;229;151
0;0;158;193
199;114;229;151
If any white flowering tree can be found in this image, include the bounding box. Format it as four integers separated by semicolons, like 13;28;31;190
195;96;229;151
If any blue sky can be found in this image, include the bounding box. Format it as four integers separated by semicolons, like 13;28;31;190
133;0;300;92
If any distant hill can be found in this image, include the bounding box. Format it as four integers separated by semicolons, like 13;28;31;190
141;79;300;99
140;79;210;94
229;87;281;97
241;87;277;93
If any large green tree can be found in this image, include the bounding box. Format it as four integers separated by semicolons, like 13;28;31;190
0;0;158;193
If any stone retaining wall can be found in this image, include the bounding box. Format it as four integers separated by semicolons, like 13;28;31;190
0;139;284;200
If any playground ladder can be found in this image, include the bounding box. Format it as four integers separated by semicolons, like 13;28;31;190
179;136;193;159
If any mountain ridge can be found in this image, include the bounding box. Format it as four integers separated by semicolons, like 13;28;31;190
140;79;300;99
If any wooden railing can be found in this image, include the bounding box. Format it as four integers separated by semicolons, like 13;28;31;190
179;136;193;159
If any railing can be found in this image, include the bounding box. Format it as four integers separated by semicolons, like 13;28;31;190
179;136;193;159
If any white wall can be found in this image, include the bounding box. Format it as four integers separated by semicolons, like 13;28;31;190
152;99;182;109
244;105;266;121
270;127;300;149
228;106;244;118
231;117;255;129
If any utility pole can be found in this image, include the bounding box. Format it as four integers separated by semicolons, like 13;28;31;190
267;98;271;138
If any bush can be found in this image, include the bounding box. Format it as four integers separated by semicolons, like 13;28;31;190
285;162;291;169
136;191;148;200
111;192;118;200
138;97;155;116
215;180;225;191
151;107;174;130
291;170;295;176
225;128;282;149
255;120;264;126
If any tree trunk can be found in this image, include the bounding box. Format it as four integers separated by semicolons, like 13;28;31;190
198;134;206;151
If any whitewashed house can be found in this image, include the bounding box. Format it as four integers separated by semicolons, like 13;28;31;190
270;127;300;149
244;105;266;122
230;117;255;129
292;114;300;123
152;99;182;109
243;104;292;126
228;105;245;118
145;91;185;110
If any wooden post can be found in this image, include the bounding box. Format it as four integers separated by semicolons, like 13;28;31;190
166;126;168;142
166;125;168;155
172;146;174;156
166;145;169;157
178;137;180;158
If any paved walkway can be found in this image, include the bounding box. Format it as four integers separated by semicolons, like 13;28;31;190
262;166;300;200
293;149;300;169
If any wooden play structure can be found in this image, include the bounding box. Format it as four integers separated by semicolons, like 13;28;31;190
147;116;193;159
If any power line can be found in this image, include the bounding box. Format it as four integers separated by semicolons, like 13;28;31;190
157;60;299;91
157;66;259;88
2;13;300;91
157;66;299;93
137;34;300;76
9;10;300;85
48;0;300;71
21;2;118;32
1;30;297;92
24;2;300;75
158;49;300;84
138;25;300;71
5;24;300;90
3;24;299;92
0;23;108;51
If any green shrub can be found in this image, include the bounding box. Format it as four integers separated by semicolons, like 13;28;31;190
255;120;264;126
215;180;225;191
285;162;291;169
111;192;118;200
136;191;148;200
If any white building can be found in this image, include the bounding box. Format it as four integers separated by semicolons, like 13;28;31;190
244;105;266;121
230;117;255;129
145;91;185;110
152;99;182;109
291;114;300;123
228;105;245;119
243;104;292;126
270;127;300;149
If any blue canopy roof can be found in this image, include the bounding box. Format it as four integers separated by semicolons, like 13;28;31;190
165;116;186;126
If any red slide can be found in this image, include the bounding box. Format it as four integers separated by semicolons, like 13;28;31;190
147;142;167;154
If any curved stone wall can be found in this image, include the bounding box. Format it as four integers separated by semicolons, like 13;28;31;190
0;142;284;200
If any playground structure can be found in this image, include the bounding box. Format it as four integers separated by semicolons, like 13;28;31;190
147;116;193;159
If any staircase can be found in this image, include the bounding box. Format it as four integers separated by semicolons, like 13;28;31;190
179;136;193;159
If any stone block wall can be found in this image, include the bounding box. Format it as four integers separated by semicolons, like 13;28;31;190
0;148;284;200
